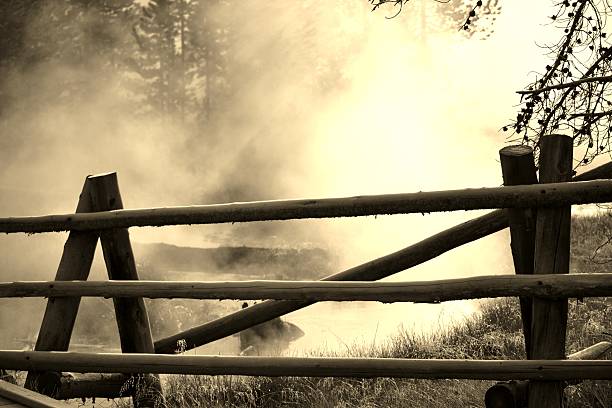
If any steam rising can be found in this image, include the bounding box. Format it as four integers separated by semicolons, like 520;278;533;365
0;0;556;352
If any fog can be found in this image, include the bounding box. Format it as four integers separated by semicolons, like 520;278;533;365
0;0;562;354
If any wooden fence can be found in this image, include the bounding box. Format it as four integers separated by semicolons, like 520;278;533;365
0;134;611;408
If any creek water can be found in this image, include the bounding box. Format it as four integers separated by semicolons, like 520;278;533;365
283;300;478;355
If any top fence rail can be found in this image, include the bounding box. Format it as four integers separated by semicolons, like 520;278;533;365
2;180;612;233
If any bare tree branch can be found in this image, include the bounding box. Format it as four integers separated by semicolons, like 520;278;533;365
504;0;612;166
569;109;612;119
517;75;612;95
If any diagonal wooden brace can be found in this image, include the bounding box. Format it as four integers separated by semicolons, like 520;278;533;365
25;177;99;396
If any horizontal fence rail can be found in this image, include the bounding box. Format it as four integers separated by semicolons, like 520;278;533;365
3;180;612;233
0;351;611;380
1;274;611;302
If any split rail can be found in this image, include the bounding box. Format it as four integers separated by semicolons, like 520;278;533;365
0;134;611;408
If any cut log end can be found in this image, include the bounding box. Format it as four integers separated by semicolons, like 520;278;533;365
500;145;534;157
484;381;528;408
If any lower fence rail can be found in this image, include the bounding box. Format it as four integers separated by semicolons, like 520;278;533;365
1;351;611;380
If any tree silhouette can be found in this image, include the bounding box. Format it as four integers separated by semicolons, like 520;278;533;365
369;0;501;39
503;0;612;168
372;0;612;169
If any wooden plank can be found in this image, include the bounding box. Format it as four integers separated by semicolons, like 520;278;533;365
1;273;611;302
0;380;67;408
24;178;99;395
86;173;161;407
3;179;612;233
500;145;538;358
0;351;611;380
529;134;573;408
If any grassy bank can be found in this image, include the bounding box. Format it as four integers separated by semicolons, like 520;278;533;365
159;297;609;408
156;214;611;408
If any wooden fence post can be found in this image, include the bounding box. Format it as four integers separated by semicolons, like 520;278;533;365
87;173;162;407
25;177;99;396
528;134;573;407
499;145;538;359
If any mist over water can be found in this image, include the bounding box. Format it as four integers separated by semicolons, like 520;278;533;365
0;0;561;353
283;301;477;355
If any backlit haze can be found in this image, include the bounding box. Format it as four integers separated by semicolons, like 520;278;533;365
0;0;581;354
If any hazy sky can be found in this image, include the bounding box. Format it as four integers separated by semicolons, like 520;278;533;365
0;0;587;350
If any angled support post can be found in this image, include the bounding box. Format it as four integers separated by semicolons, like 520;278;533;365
87;172;162;407
25;177;99;396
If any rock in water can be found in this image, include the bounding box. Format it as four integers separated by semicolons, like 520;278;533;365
239;317;304;356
